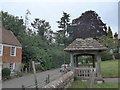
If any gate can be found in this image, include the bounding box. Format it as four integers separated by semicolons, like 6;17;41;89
74;68;97;79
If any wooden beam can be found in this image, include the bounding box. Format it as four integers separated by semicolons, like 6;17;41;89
96;54;102;79
70;54;74;70
74;55;76;67
92;55;95;68
76;56;78;67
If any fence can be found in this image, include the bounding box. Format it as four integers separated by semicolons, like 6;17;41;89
74;68;97;79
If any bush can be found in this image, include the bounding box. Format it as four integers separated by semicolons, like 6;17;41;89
15;71;23;77
101;51;113;61
35;64;44;71
2;68;11;79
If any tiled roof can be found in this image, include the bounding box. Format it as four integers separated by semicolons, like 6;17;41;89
64;38;107;51
0;26;22;47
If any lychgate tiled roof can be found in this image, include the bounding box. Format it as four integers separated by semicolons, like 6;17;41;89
0;26;22;47
64;38;107;51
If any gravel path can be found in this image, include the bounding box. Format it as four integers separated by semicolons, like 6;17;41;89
2;68;62;88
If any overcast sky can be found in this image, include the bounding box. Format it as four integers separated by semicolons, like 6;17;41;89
0;0;119;35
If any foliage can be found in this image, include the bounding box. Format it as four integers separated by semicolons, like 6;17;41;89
69;10;107;39
15;71;23;77
2;11;70;72
57;12;71;46
98;36;116;49
57;12;70;30
2;68;11;79
100;51;113;60
1;11;25;36
107;26;113;38
98;35;118;60
78;56;93;63
49;45;70;68
31;18;51;37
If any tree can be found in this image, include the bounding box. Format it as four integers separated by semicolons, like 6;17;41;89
107;26;113;38
57;12;70;46
70;10;107;39
25;9;31;30
31;18;51;39
1;11;25;36
1;11;70;72
24;9;33;36
98;35;118;60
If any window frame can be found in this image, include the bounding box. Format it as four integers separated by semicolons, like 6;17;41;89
10;63;15;71
10;46;16;56
0;44;3;56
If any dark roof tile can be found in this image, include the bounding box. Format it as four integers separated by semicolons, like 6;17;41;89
64;38;107;51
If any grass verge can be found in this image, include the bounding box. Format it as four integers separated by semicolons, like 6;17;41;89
69;80;119;88
101;60;119;77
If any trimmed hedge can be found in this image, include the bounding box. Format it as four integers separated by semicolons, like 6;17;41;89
2;68;11;79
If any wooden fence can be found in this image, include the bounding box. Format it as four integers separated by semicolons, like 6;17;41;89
74;68;97;79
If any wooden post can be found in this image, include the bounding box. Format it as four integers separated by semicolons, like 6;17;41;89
70;54;74;70
92;55;95;68
96;54;102;78
76;56;78;67
74;55;77;67
48;74;50;83
22;85;25;90
32;61;38;90
29;62;31;72
88;69;95;88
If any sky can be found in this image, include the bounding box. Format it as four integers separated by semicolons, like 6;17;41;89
0;0;119;36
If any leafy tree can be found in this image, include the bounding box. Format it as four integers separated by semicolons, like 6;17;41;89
31;18;51;38
1;11;25;36
98;35;118;60
2;11;70;72
25;9;31;30
70;10;107;39
57;12;70;46
44;29;53;44
107;26;113;38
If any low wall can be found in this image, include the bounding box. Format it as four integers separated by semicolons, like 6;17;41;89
42;71;74;89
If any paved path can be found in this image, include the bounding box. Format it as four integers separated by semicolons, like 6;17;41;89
103;78;120;83
2;68;62;88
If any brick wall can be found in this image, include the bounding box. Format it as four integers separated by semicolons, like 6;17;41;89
2;46;22;63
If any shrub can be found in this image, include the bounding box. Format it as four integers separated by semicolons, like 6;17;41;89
35;64;44;71
101;51;113;61
2;68;11;79
15;71;23;77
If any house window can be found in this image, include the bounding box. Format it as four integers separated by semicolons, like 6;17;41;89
10;63;15;72
10;47;16;56
0;45;3;56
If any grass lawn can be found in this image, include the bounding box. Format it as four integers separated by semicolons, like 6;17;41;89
69;80;119;88
101;60;119;77
95;83;119;88
69;80;87;88
69;60;119;88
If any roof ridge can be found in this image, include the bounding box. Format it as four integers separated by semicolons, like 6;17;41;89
64;38;107;51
